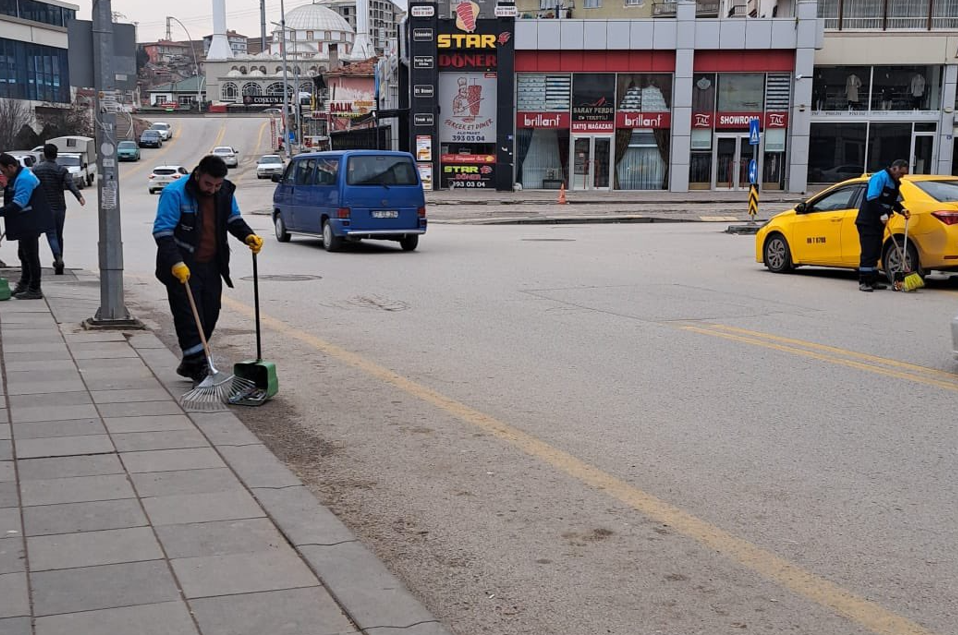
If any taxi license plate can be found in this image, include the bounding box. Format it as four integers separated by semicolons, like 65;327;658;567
372;210;399;219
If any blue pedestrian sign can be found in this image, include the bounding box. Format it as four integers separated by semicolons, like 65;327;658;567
748;159;757;185
749;118;761;145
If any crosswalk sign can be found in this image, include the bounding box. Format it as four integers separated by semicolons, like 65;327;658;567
749;118;760;145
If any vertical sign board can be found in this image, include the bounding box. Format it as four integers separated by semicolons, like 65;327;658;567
407;3;439;189
494;10;516;191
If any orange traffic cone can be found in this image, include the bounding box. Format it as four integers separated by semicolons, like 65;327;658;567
558;183;567;205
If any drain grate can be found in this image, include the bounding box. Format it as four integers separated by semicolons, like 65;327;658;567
239;274;322;282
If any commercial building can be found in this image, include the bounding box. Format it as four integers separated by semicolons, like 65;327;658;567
808;0;958;183
0;0;77;104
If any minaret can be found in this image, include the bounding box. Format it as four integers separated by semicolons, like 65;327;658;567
207;0;234;60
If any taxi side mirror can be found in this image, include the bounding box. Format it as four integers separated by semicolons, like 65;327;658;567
795;202;808;214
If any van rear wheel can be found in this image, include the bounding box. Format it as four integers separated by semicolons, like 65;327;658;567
399;235;419;252
274;213;290;243
323;220;342;252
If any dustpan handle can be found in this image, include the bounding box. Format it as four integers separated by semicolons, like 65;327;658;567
253;251;262;361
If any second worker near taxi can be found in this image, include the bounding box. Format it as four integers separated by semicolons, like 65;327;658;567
855;159;910;292
152;155;264;384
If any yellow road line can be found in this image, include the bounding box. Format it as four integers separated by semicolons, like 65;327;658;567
219;294;938;635
702;323;958;382
682;325;958;393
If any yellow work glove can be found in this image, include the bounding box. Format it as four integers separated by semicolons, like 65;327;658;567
245;234;264;254
171;262;190;284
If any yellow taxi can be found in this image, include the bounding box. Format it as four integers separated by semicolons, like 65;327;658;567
756;175;958;280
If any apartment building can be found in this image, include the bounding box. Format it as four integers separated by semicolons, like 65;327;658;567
322;0;404;54
0;0;78;104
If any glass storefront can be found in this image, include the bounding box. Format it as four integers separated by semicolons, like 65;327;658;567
515;71;672;191
812;66;942;112
808;121;938;183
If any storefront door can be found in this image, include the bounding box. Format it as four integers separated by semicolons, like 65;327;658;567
571;136;612;191
713;134;756;191
911;133;935;175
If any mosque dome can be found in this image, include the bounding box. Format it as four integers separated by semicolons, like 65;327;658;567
284;2;353;33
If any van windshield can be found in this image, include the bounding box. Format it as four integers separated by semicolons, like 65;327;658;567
346;156;417;186
56;156;80;167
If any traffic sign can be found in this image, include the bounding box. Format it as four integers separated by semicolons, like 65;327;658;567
748;159;757;185
749;118;760;145
748;184;760;220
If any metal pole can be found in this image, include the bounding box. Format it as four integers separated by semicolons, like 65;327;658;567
90;0;136;326
280;0;291;160
260;0;267;51
167;16;202;107
294;64;302;153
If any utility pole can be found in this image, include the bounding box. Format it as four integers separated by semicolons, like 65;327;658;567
280;0;291;160
89;0;138;327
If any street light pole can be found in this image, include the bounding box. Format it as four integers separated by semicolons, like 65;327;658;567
166;16;202;107
280;0;291;160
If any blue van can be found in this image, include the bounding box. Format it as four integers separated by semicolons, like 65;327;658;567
272;150;427;252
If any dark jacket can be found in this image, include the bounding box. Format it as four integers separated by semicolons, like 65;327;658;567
152;174;254;288
856;168;904;229
33;158;82;211
1;166;55;240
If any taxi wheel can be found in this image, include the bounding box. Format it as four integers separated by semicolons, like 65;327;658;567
274;212;290;243
763;234;793;273
882;240;923;283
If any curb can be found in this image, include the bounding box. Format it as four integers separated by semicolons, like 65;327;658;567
125;322;453;634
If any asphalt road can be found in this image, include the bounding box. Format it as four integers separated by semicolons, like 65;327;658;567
11;117;958;635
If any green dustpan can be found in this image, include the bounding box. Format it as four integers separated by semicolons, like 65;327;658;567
0;277;10;301
230;252;278;406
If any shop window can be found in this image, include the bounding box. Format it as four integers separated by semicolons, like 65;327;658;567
516;128;570;189
692;74;715;112
614;129;669;190
812;66;869;111
517;74;571;111
871;66;941;111
952;142;958;177
808;123;866;183
689;153;712;190
717;74;764;112
616;74;672;113
866;123;911;173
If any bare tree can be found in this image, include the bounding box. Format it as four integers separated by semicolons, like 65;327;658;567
0;98;34;151
36;100;94;140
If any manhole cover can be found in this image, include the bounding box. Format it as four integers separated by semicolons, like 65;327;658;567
239;274;322;282
520;238;576;242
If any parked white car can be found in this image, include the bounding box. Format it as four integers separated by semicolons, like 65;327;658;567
148;165;188;194
151;122;173;140
212;146;238;168
256;154;285;179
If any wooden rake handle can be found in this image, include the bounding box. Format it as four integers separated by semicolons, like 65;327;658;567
182;280;213;363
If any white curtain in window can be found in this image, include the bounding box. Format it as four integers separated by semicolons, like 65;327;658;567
521;129;564;189
616;131;665;190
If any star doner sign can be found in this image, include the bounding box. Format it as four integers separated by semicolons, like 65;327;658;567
439;73;497;144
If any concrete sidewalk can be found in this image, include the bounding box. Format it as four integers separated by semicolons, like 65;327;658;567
0;269;450;635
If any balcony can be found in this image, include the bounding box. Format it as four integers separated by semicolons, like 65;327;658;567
817;0;958;30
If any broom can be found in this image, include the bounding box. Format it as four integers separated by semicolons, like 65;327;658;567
179;280;256;411
894;216;925;293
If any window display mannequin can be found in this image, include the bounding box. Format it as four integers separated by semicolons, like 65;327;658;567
845;73;862;110
812;72;826;111
910;73;925;109
881;86;894;110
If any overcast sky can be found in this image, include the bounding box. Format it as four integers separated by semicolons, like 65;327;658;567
80;0;405;44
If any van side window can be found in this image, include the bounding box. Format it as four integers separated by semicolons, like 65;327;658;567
281;161;297;184
315;159;339;186
294;159;316;185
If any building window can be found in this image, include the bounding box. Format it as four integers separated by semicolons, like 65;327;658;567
0;38;69;102
307;31;314;40
221;82;239;100
266;82;287;96
615;130;669;190
583;0;601;7
325;31;331;40
808;123;867;183
242;82;262;96
716;74;764;111
866;123;912;173
625;0;644;5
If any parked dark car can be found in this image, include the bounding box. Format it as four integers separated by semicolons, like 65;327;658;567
139;130;163;148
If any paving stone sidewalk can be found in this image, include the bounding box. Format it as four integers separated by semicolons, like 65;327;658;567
0;269;450;635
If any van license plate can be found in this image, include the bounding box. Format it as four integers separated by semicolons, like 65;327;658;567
372;210;398;218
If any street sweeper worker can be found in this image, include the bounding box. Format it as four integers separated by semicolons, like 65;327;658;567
152;155;264;384
855;158;909;293
0;153;55;300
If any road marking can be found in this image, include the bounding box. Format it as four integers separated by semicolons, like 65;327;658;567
702;323;958;382
682;325;958;393
219;294;939;635
232;120;270;180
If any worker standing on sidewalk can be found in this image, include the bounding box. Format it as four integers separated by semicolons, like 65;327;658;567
0;153;54;300
856;158;910;292
33;144;85;275
152;155;264;383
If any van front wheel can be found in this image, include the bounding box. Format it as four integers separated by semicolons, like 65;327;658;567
323;220;342;252
399;235;419;252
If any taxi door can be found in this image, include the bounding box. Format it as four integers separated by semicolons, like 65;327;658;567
789;184;861;266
